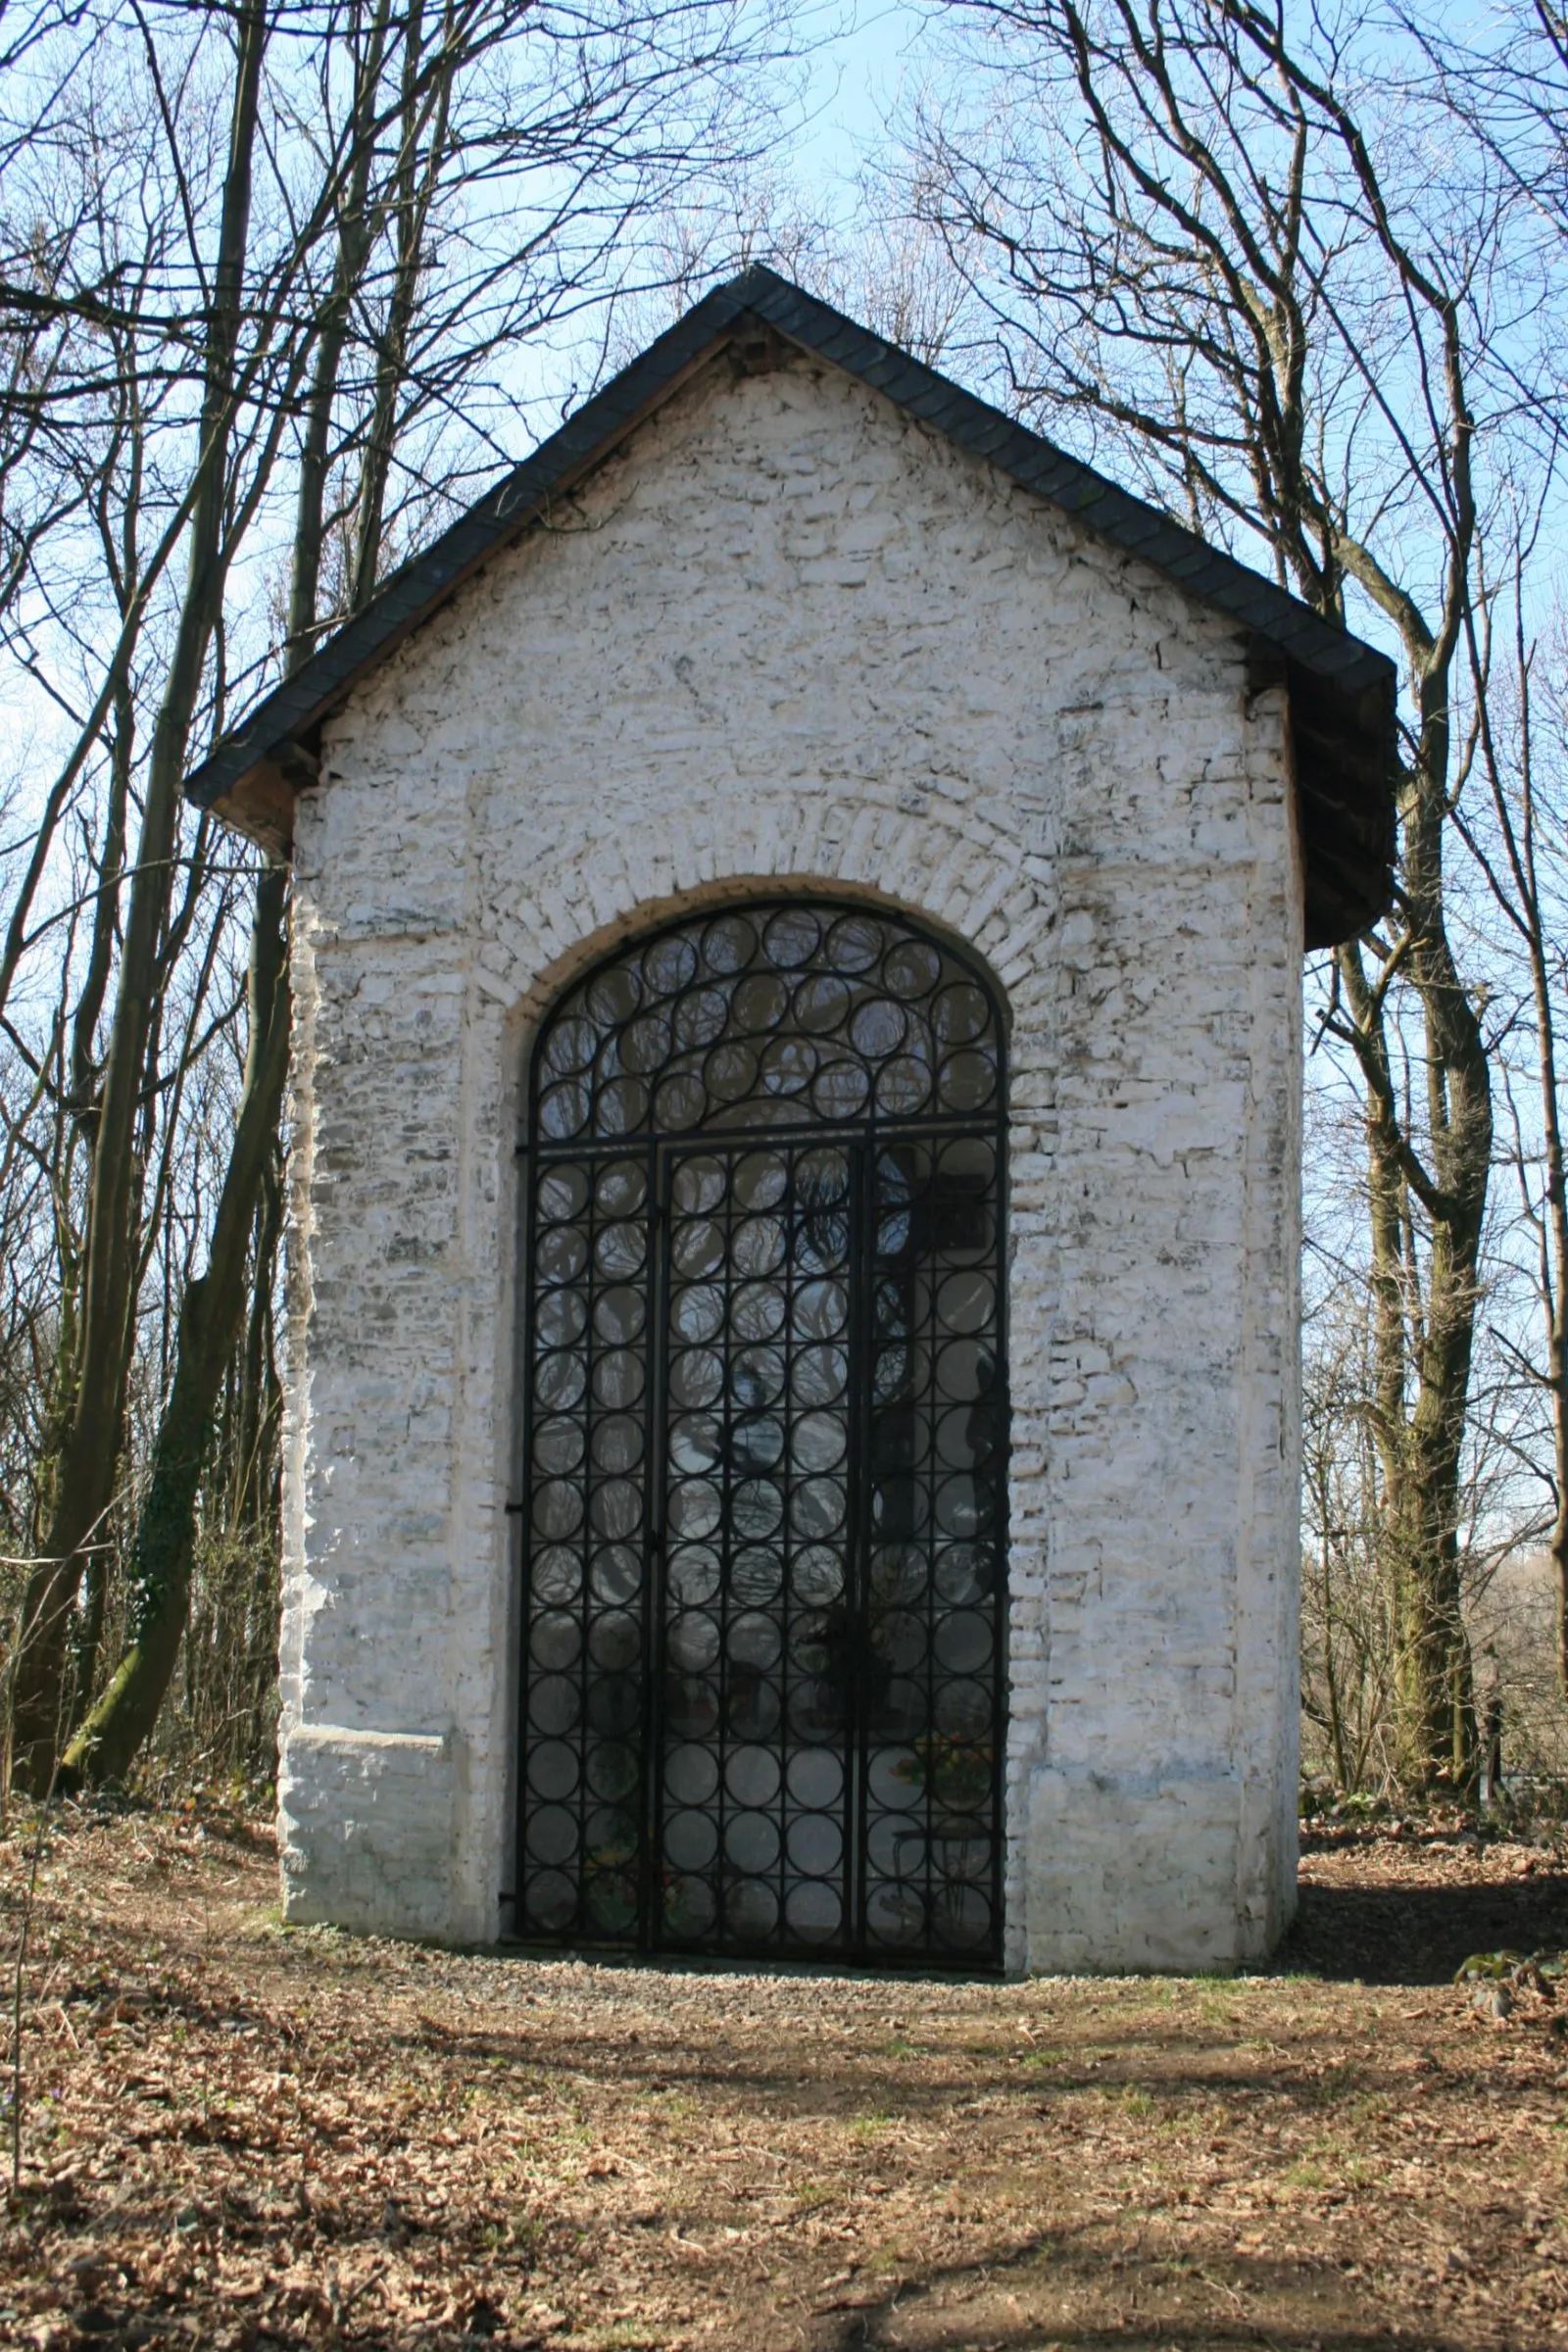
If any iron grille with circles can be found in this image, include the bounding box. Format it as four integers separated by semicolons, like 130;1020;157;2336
515;899;1008;1969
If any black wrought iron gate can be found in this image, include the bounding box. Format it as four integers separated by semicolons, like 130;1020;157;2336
514;902;1007;1968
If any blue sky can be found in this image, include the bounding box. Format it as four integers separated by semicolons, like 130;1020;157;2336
796;0;927;188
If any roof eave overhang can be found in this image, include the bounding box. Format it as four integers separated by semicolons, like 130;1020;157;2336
186;267;1397;949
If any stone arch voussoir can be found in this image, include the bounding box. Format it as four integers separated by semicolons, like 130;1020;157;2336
476;798;1053;1030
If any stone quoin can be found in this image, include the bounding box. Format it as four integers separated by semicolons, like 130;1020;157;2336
188;269;1396;1974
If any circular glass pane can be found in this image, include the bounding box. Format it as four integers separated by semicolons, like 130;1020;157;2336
732;1281;787;1342
704;1041;758;1102
527;1740;580;1801
664;1742;720;1805
732;1478;784;1540
532;1481;584;1541
538;1080;590;1141
790;1477;847;1540
937;1272;996;1337
824;912;883;974
725;1744;782;1807
733;1346;786;1407
791;1410;847;1473
586;1738;640;1800
592;1348;644;1409
616;1011;671;1077
642;932;700;998
535;1165;589;1223
524;1871;576;1933
536;1224;588;1286
589;1478;642;1541
590;1544;640;1605
592;1415;644;1474
585;965;641;1027
793;1344;849;1407
731;1546;784;1604
655;1069;708;1130
702;911;757;974
668;1347;723;1409
595;1286;647;1346
674;986;729;1053
735;1149;790;1209
530;1544;581;1605
588;1611;640;1672
664;1875;718;1938
665;1809;718;1872
732;1214;786;1279
585;1870;637;1935
525;1805;578;1866
596;1076;648;1136
534;1417;585;1476
794;1278;848;1340
672;1156;726;1213
787;1747;844;1808
670;1284;724;1344
671;1217;724;1280
793;973;851;1035
882;940;942;1000
530;1609;581;1671
761;907;821;968
733;973;789;1034
596;1221;646;1279
667;1479;721;1541
933;980;991;1047
850;998;907;1058
939;1048;999;1112
791;1544;844;1606
876;1055;932;1116
725;1879;779;1941
726;1811;781;1875
544;1014;597;1077
536;1290;587;1348
811;1059;870;1119
668;1543;721;1605
760;1035;815;1096
596;1160;647;1216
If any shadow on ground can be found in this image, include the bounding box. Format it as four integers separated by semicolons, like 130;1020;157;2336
817;2227;1481;2352
1278;1860;1568;1982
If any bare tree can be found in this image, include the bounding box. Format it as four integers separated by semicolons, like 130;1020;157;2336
906;0;1526;1788
0;0;803;1788
1452;551;1568;1704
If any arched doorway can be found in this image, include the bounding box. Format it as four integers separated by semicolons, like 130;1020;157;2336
514;899;1008;1967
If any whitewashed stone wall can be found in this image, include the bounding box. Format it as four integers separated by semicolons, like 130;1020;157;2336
277;346;1302;1972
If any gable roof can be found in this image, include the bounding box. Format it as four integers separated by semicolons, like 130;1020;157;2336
186;265;1396;949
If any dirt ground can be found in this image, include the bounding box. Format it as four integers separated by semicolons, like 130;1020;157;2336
3;1805;1568;2352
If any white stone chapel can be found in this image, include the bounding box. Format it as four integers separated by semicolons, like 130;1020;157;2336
188;270;1395;1974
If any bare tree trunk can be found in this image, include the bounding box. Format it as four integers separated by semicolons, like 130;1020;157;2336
59;7;401;1784
231;1154;284;1535
9;0;270;1790
1538;996;1568;1703
290;0;392;658
62;867;289;1786
1463;584;1568;1700
353;0;450;608
2;0;802;1790
908;0;1495;1790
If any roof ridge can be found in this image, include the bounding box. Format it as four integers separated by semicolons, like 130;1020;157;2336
185;266;1395;946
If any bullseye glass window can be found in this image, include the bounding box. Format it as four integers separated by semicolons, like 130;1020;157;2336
516;900;1007;1968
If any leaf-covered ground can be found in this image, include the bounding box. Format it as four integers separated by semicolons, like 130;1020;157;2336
3;1804;1567;2350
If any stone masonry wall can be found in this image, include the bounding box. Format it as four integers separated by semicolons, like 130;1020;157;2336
277;345;1303;1971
